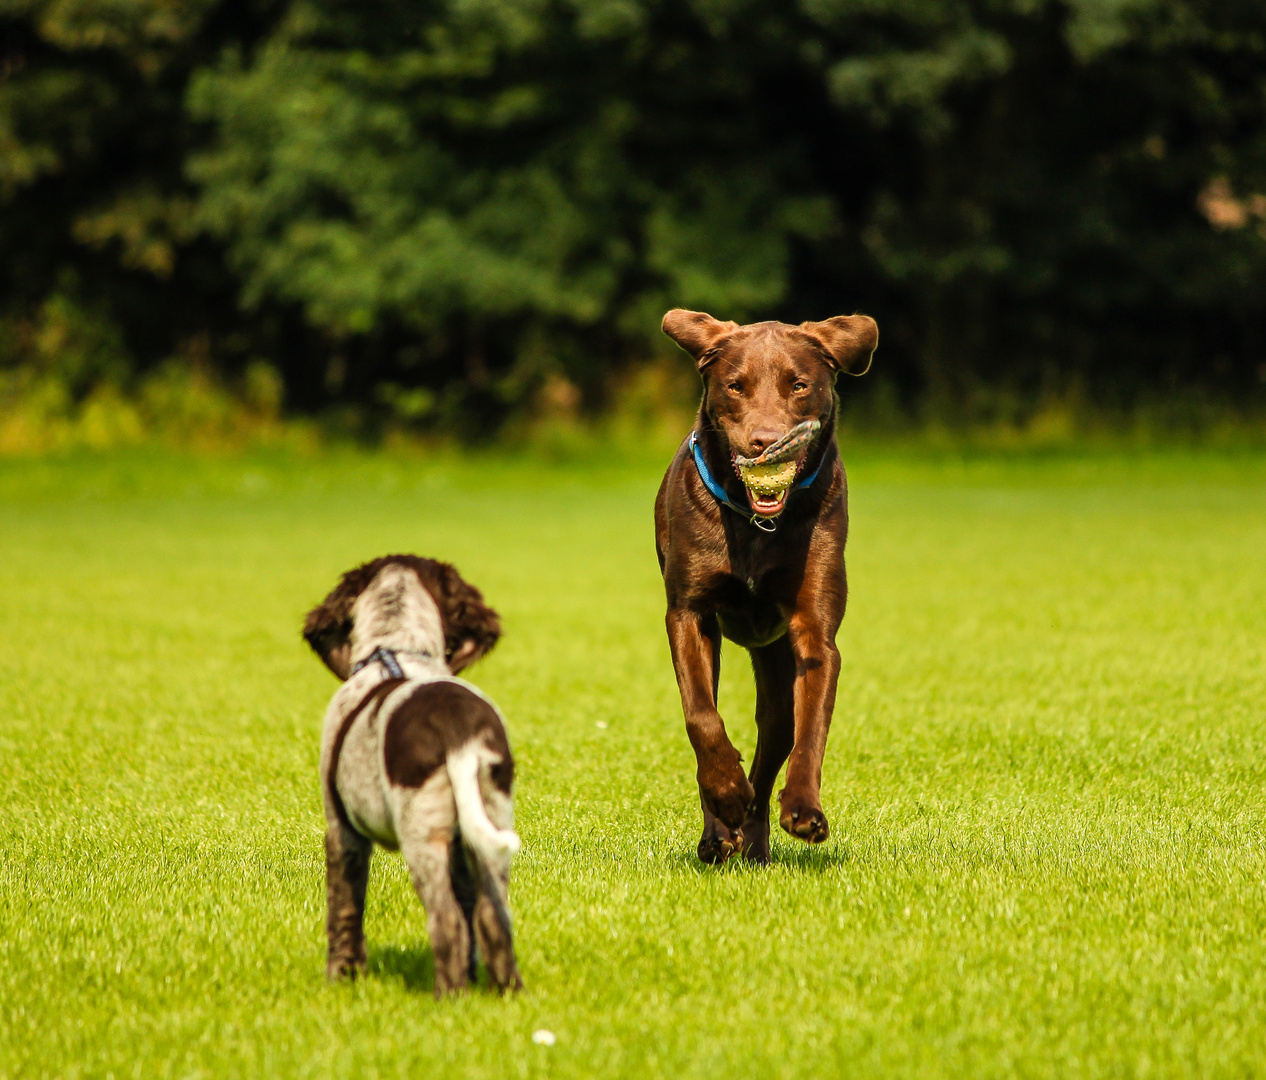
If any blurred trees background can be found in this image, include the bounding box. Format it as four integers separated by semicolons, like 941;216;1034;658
2;0;1265;440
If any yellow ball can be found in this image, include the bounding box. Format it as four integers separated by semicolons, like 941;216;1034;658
738;460;797;496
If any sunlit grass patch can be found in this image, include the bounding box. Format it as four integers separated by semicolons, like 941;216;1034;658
2;447;1264;1078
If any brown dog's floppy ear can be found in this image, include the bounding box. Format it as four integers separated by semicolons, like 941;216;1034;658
415;560;502;674
799;314;879;376
662;309;740;370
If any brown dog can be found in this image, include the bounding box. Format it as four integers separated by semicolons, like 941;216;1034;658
654;309;877;864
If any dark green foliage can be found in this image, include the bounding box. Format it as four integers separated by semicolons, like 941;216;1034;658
0;0;310;411
3;0;1265;433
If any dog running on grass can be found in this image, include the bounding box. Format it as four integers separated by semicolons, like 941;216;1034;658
655;309;878;865
303;554;522;995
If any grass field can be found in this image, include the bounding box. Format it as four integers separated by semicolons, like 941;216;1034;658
2;445;1265;1079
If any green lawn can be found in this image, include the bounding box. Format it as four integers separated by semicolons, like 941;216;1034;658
2;447;1265;1079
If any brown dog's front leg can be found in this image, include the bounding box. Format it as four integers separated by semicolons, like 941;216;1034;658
325;822;372;980
778;615;842;844
666;608;754;856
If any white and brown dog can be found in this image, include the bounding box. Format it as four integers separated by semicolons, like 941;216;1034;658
303;554;521;995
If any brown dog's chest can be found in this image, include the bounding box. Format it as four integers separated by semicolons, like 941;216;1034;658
694;549;810;648
717;593;789;648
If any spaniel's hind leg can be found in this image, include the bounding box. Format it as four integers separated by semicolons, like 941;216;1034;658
448;831;479;984
397;776;470;996
325;821;373;980
467;783;522;992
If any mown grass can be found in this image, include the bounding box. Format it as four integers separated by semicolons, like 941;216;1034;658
2;445;1265;1079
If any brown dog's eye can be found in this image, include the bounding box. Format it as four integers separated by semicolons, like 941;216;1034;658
727;382;742;395
793;380;809;393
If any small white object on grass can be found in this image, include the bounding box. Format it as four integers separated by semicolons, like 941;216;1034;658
532;1029;557;1046
595;721;608;729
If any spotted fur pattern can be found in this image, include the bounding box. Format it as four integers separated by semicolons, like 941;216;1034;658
305;557;521;995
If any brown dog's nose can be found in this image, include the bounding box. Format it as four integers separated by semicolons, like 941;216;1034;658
747;429;784;455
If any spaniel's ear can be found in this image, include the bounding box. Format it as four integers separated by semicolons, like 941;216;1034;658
425;562;501;674
302;560;386;680
798;314;878;376
302;600;353;680
661;309;740;371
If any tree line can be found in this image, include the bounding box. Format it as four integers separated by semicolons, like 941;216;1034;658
2;0;1265;436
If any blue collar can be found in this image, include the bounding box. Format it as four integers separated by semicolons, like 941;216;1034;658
688;431;826;532
349;646;425;679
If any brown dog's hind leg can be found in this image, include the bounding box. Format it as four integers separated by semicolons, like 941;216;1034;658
742;637;797;864
325;822;372;980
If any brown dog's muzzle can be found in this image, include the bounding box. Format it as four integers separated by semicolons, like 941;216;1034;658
731;420;822;518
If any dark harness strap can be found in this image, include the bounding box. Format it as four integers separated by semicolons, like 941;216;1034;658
350;646;406;679
326;678;406;830
688;431;826;533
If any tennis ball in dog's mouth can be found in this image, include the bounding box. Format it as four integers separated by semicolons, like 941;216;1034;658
738;459;798;497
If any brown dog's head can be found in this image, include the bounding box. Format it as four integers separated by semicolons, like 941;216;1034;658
303;554;501;679
662;309;877;515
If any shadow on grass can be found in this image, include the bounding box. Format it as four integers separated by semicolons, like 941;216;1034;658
367;942;436;994
671;839;853;875
366;943;512;996
771;840;853;873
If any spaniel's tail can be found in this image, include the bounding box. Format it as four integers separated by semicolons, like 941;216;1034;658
447;742;520;864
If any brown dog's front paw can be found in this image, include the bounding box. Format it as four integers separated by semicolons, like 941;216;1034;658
697;822;744;865
698;754;756;831
778;792;829;844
